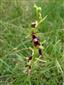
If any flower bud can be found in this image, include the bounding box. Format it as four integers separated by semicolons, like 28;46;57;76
31;21;38;28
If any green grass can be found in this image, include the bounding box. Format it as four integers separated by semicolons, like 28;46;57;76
0;0;64;85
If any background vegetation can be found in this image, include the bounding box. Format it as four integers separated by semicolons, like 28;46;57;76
0;0;64;85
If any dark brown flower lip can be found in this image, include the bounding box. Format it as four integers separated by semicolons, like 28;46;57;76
25;55;32;60
32;34;40;47
34;41;40;47
28;56;32;61
32;34;37;39
38;48;42;56
25;56;32;62
28;65;31;69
